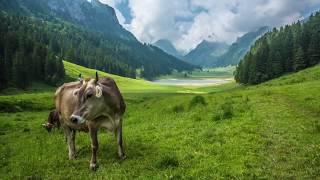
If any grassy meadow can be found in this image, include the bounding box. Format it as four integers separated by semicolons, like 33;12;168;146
0;62;320;179
157;66;235;79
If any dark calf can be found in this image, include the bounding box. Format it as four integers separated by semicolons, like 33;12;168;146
42;110;60;132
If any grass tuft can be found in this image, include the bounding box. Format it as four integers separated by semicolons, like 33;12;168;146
172;104;185;113
155;154;180;169
189;95;207;109
213;98;234;121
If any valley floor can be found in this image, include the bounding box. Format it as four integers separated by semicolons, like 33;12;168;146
0;64;319;179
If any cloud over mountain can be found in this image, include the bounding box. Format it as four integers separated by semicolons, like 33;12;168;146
101;0;320;53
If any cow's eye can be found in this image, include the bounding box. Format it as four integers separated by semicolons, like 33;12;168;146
86;92;93;99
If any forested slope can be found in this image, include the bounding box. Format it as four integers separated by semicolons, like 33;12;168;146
0;0;196;89
235;12;320;84
0;13;65;89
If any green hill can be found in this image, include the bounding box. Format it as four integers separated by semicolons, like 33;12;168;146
64;61;169;93
63;61;226;94
0;63;319;179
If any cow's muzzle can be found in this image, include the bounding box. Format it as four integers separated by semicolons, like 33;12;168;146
70;115;86;124
42;123;54;132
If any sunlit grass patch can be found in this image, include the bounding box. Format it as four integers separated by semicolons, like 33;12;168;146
1;62;320;178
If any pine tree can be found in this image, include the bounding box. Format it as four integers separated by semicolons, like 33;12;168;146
271;51;283;77
56;56;65;79
32;43;42;80
248;57;257;84
283;28;294;72
293;47;306;71
255;38;269;82
0;56;7;90
12;51;29;89
45;52;56;84
307;33;320;66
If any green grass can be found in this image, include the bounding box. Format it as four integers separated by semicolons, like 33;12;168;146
64;61;233;94
0;62;320;179
64;61;180;93
157;66;235;79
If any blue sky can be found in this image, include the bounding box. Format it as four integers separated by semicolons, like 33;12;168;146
100;0;320;53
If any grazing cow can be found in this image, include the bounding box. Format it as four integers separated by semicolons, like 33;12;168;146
42;110;60;132
47;73;126;170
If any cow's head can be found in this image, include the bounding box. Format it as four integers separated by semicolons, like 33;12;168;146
70;72;106;124
42;110;60;132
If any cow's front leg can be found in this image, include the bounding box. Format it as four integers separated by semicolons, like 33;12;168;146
63;126;76;159
89;126;99;171
116;117;126;160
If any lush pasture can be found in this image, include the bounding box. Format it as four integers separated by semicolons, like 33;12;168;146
64;61;229;94
157;66;235;79
0;63;319;179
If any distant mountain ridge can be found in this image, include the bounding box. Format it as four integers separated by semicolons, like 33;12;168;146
184;40;229;66
153;39;183;59
217;26;269;67
0;0;195;79
184;26;269;67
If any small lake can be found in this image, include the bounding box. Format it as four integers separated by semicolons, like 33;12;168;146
152;78;231;86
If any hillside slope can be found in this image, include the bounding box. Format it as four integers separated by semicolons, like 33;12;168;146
0;65;319;179
63;61;194;93
0;0;195;79
216;26;269;67
235;12;320;84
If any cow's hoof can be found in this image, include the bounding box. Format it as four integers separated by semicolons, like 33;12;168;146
119;154;126;161
90;163;98;171
69;155;76;160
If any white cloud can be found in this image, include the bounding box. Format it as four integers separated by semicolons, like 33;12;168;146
127;0;192;42
101;0;320;53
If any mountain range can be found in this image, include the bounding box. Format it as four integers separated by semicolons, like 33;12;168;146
184;40;229;67
153;39;183;59
0;0;195;79
216;26;269;67
184;26;269;67
153;26;269;68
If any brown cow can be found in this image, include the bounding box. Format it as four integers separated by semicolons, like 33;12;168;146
42;110;60;132
50;73;126;170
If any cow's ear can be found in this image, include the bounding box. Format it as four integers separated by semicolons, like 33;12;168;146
95;71;99;84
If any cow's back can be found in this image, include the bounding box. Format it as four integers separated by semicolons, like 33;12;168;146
99;77;126;115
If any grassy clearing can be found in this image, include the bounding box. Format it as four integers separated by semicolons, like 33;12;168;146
0;63;319;179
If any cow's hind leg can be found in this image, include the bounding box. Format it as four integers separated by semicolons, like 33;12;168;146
63;126;76;159
89;125;99;171
116;117;126;160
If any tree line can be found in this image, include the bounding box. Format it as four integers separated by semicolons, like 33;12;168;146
0;12;139;90
235;12;320;84
0;14;65;90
